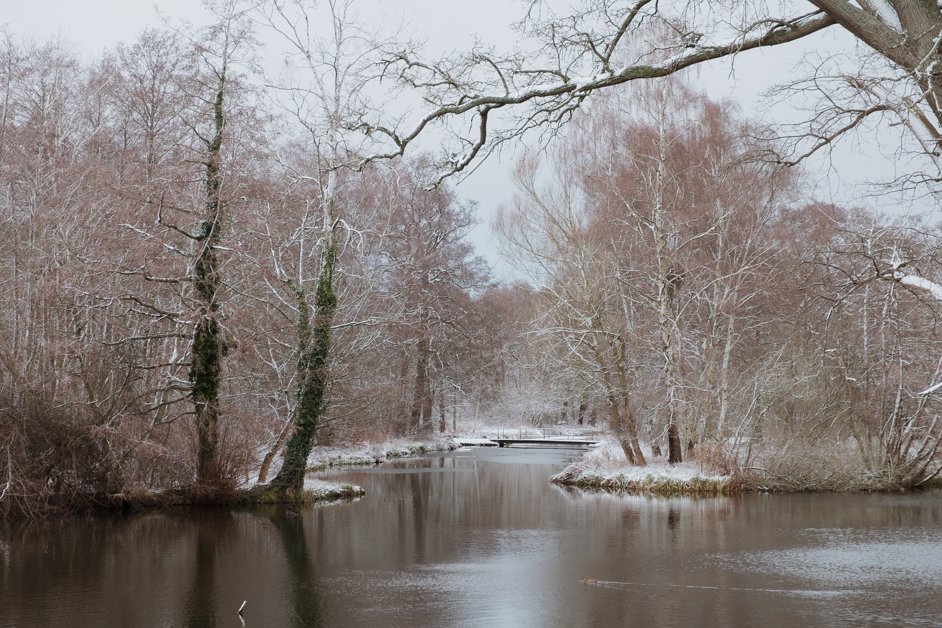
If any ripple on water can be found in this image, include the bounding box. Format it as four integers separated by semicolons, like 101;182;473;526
735;528;942;589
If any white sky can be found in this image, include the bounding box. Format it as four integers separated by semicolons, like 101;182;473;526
3;0;930;280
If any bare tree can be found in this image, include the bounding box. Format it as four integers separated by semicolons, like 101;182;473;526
260;0;392;498
806;214;942;484
113;2;260;487
499;75;798;466
358;0;942;193
365;157;488;435
497;147;650;464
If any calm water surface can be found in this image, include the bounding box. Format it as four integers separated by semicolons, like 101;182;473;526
2;447;942;627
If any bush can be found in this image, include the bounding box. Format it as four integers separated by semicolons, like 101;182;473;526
0;391;128;517
749;438;870;492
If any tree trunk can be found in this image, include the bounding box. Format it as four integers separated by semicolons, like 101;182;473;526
270;241;337;500
667;422;683;465
615;340;646;465
618;404;647;466
652;106;685;464
410;334;433;433
438;385;447;433
715;313;736;438
396;353;411;435
257;413;293;484
590;316;646;465
190;71;227;486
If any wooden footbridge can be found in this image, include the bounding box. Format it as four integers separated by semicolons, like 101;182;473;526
492;437;599;448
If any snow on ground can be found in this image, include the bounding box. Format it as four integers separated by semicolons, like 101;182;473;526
453;437;498;446
239;427;734;501
306;437;458;471
240;436;458;499
457;424;599;438
552;437;732;494
299;437;461;500
238;468;365;502
303;425;597;468
302;477;365;500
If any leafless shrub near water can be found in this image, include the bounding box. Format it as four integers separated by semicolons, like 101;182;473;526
745;438;870;492
0;392;127;518
0;389;258;518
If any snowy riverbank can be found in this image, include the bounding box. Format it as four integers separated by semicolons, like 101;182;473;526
298;430;735;498
305;437;460;471
238;436;464;504
303;426;582;471
551;438;734;495
300;478;366;501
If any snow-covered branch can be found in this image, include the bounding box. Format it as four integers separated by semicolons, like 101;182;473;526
897;273;942;301
364;10;835;181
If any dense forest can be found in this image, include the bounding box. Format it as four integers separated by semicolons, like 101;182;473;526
3;0;942;516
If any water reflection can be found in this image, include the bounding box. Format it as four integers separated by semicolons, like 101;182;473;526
268;509;323;628
183;510;234;628
1;449;941;627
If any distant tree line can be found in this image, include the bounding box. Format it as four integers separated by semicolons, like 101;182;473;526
3;0;942;516
0;11;508;514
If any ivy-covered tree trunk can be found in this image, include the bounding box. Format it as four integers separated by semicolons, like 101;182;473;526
270;241;337;500
190;72;227;486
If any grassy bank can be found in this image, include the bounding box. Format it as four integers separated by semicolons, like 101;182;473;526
237;479;365;505
4;436;457;518
919;476;942;490
106;479;365;513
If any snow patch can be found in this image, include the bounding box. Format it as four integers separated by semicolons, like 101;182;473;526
864;0;903;33
552;437;730;493
454;437;498;447
307;438;458;470
899;274;942;301
302;477;365;500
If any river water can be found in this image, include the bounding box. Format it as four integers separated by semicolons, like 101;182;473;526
2;447;942;627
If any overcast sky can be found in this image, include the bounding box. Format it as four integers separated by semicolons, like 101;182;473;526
4;0;926;279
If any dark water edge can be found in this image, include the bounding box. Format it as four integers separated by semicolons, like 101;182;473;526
2;447;942;627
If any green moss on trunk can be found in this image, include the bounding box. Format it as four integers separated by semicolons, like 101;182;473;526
189;71;228;486
270;242;338;500
191;315;224;483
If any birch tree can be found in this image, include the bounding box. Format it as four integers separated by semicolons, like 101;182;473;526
500;78;795;465
808;215;942;484
260;0;391;498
